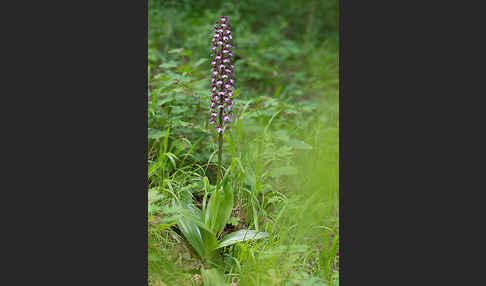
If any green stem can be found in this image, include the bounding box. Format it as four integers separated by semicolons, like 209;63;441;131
217;108;223;184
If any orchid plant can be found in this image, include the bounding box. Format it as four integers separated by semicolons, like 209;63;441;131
166;17;268;270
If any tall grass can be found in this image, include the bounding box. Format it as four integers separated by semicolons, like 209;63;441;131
224;104;339;286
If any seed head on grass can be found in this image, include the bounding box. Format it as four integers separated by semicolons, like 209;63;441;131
209;16;234;134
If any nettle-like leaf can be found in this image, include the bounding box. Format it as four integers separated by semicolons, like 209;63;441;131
148;128;166;140
216;229;269;249
159;61;178;69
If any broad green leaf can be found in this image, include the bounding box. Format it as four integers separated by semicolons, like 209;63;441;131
175;211;205;258
217;229;269;249
204;184;234;235
172;200;217;260
204;172;234;235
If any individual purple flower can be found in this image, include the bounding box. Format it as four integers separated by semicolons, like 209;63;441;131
209;16;234;133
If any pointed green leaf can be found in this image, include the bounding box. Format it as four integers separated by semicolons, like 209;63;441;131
171;198;217;260
204;185;234;235
204;172;234;235
217;230;269;249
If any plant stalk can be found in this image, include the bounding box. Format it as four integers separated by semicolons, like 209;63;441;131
217;108;223;184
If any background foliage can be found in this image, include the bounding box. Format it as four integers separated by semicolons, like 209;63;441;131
148;1;339;285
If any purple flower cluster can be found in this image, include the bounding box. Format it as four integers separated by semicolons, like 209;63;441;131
209;16;234;133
